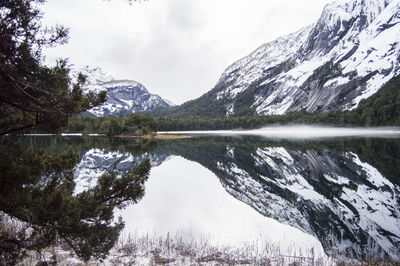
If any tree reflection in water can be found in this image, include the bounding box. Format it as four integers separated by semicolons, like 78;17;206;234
0;137;153;264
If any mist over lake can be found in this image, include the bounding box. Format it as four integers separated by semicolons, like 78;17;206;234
159;125;400;139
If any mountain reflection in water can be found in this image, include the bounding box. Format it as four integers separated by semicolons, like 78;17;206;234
21;135;400;261
153;137;400;260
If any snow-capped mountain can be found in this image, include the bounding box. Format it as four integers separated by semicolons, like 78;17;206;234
201;0;400;116
76;66;172;116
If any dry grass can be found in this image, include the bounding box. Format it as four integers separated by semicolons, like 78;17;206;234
4;226;399;265
108;231;333;265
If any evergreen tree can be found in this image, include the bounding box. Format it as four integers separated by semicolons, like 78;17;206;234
0;0;106;136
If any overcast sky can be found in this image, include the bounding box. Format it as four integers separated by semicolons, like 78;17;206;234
42;0;331;104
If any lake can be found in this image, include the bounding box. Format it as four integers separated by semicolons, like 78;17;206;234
18;127;400;262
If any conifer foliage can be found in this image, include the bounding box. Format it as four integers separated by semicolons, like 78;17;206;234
0;0;106;136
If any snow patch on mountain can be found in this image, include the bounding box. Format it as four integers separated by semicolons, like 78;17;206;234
217;25;313;102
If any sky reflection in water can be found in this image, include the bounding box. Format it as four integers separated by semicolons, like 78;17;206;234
118;155;325;255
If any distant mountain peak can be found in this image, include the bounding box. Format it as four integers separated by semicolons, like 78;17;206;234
73;66;171;116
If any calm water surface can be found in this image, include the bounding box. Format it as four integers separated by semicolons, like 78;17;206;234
20;131;400;261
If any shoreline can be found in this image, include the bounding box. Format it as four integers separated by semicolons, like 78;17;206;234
11;133;193;139
116;133;194;140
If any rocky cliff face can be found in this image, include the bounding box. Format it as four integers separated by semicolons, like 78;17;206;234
76;66;172;116
207;0;400;116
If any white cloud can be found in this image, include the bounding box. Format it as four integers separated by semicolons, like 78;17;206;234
42;0;331;104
